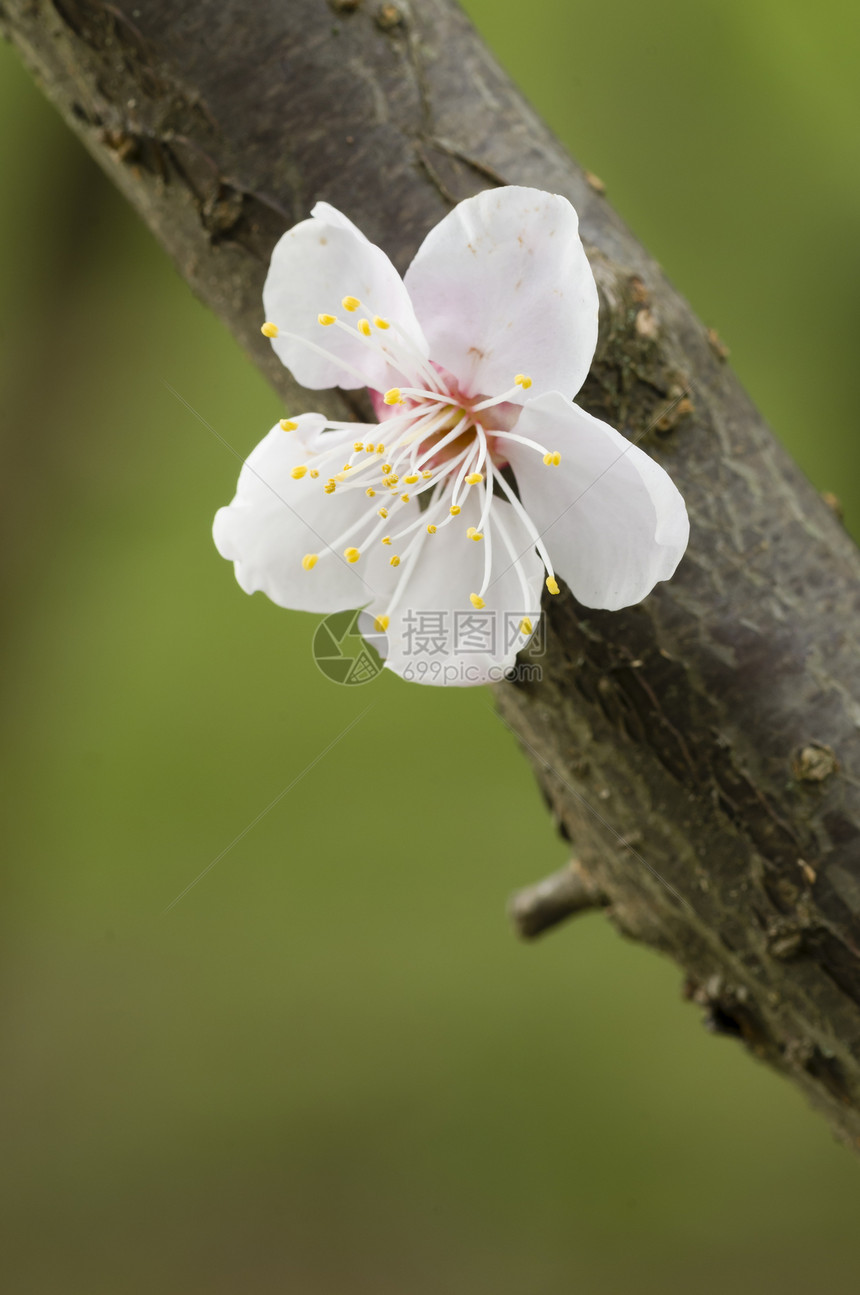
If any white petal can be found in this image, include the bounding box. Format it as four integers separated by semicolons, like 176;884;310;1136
403;187;598;403
213;416;401;613
366;491;544;687
506;393;689;610
263;202;428;391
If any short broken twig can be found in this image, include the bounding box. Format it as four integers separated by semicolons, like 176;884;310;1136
508;859;606;940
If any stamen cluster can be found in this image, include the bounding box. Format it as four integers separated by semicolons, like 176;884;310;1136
261;294;563;619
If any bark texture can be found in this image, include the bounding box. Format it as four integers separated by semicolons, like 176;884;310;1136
4;0;859;1146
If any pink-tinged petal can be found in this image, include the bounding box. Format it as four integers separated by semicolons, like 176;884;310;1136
506;392;689;610
213;416;401;613
363;492;544;687
403;187;598;403
263;202;428;392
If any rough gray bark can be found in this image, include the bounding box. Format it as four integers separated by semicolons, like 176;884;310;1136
4;0;859;1148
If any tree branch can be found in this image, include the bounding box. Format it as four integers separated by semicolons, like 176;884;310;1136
4;0;859;1147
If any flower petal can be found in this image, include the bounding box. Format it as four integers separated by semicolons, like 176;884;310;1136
364;491;544;687
263;202;428;391
403;186;598;403
213;416;402;613
506;392;689;610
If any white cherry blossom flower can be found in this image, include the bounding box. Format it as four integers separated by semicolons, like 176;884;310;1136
214;186;689;686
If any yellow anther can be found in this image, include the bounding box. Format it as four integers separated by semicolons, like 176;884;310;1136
403;473;419;485
342;464;352;472
302;553;319;571
365;487;376;497
261;321;279;338
365;443;375;453
318;313;336;326
470;593;485;609
449;504;461;516
309;470;319;479
374;614;390;632
376;444;385;455
324;481;336;494
344;547;361;563
390;555;401;567
382;536;392;545
342;296;361;312
357;318;372;337
422;470;433;479
378;507;388;519
400;494;410;503
546;576;560;595
466;472;484;485
291;465;307;479
552;451;562;466
279;418;298;432
515;373;532;389
382;464;392;474
520;617;533;636
543;452;554;466
374;316;390;330
426;524;437;534
467;527;483;541
383;389;402;406
354;441;364;452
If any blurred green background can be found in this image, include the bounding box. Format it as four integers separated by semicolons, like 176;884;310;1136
1;1;859;1291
